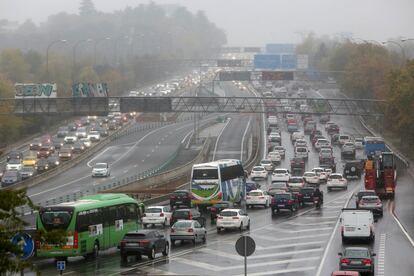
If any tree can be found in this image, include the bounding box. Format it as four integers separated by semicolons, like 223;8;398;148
0;189;67;274
79;0;97;16
0;49;29;82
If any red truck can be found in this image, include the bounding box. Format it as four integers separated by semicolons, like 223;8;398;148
364;152;396;198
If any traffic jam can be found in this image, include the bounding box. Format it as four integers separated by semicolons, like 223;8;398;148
110;83;395;276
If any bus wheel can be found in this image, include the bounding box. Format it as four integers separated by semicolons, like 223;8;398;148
89;242;99;259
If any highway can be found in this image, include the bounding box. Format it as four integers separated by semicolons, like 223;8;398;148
33;86;414;275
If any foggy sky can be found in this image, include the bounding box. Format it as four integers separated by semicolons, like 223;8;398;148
1;0;413;45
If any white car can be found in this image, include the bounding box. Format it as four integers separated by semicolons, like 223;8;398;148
268;116;278;126
92;162;110;177
295;146;309;159
303;171;320;185
79;138;91;148
250;166;268;180
75;127;87;138
87;131;101;142
338;135;351;145
142;206;172;227
273;146;285;158
287;176;305;190
268;132;281;143
272;168;290;182
246;189;272;208
312;167;328;183
327;173;348;191
216;208;250;233
6;159;22;171
354;138;364;149
64;134;77;143
260;159;274;171
267;151;281;163
294;139;307;148
315;139;331;151
291;131;304;143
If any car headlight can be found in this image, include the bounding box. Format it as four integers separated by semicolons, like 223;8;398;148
55;161;60;165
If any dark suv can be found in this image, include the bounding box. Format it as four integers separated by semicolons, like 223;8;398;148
170;208;205;226
343;160;364;179
271;192;299;215
119;230;168;262
170;190;191;208
7;151;23;162
290;157;305;175
297;187;317;206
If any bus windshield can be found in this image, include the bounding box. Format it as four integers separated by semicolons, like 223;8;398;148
192;168;218;180
40;208;74;231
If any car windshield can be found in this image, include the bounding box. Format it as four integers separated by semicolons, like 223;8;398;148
146;208;162;213
95;164;107;168
8;159;20;164
173;210;190;218
253;167;264;172
271;183;286;189
289;178;302;183
192;168;219;180
21;167;33;172
275;194;290;199
304;173;315;177
173;221;192;228
344;249;370;258
221;211;238;217
330;174;342;179
261;160;271;164
296;147;307;152
359;192;375;198
248;191;262;196
362;196;379;202
124;233;147;239
274;169;287;174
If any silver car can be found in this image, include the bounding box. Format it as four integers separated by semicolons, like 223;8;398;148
170;220;206;245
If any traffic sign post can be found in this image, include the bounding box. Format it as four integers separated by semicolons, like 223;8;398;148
56;260;66;275
11;233;35;260
235;235;256;276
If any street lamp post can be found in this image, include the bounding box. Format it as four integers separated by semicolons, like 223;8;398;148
94;37;111;66
113;36;129;66
46;39;67;81
72;38;93;82
382;40;406;65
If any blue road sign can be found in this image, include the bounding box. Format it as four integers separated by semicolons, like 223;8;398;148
254;54;281;69
265;44;295;54
57;260;66;271
11;233;34;260
281;54;297;70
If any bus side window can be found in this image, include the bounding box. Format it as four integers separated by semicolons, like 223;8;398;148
126;204;138;222
106;206;117;226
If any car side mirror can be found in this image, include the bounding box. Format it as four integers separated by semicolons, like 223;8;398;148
338;252;342;256
374;218;378;223
371;253;376;256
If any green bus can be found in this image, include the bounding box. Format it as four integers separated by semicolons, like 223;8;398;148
36;193;143;259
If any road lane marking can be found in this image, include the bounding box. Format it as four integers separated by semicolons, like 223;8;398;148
253;233;330;243
262;226;333;233
390;200;414;247
302;215;339;219
240;117;251;161
212;117;232;161
249;248;323;259
234;266;316;276
256;240;325;250
31;174;90;197
377;233;386;276
137;267;178;275
315;186;358;276
286;221;336;226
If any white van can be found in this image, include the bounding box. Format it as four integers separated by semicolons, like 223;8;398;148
341;209;375;243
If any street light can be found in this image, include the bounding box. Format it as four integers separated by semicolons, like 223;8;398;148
401;38;414;42
382;40;406;65
113;36;129;66
46;39;67;81
72;38;93;82
94;37;111;66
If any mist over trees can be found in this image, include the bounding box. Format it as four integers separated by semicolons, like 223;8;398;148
0;1;226;146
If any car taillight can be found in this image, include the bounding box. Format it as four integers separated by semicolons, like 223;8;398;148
377;200;382;205
143;213;146;217
170;195;176;199
187;228;194;233
259;196;265;199
246;196;251;199
140;240;151;246
210;207;216;212
271;197;275;204
188;213;192;220
217;216;223;219
160;213;164;217
232;217;239;219
340;258;350;264
35;240;41;249
120;240;127;246
73;231;78;249
362;258;372;265
288;199;293;204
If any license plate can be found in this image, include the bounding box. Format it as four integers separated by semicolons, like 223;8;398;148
175;201;182;204
350;261;361;265
304;196;310;199
278;204;285;207
127;243;139;246
345;227;355;231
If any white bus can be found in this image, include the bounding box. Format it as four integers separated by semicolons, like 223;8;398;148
191;159;245;206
